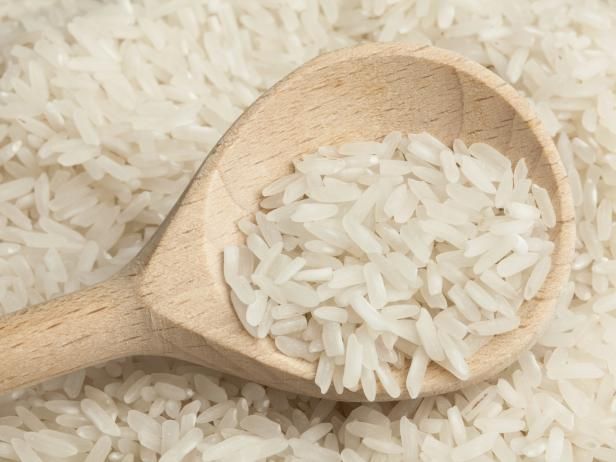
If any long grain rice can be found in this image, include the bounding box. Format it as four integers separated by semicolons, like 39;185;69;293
0;1;613;460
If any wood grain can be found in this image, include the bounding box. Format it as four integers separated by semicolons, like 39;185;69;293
0;43;575;401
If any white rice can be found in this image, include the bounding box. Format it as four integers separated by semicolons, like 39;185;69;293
1;0;615;460
225;131;553;399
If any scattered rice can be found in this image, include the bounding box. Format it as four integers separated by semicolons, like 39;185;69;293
1;0;615;460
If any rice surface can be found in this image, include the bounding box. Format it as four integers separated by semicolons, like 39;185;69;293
1;0;615;461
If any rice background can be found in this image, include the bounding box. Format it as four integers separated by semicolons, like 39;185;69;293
0;0;615;460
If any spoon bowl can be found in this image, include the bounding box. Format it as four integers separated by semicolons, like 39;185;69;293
0;43;574;401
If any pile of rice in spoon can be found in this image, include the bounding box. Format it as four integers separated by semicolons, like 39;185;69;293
224;131;555;400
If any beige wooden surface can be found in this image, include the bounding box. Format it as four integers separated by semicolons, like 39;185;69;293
0;43;575;401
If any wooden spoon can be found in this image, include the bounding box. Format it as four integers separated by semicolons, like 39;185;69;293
0;43;574;401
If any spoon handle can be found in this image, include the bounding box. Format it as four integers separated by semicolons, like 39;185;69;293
0;275;153;395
